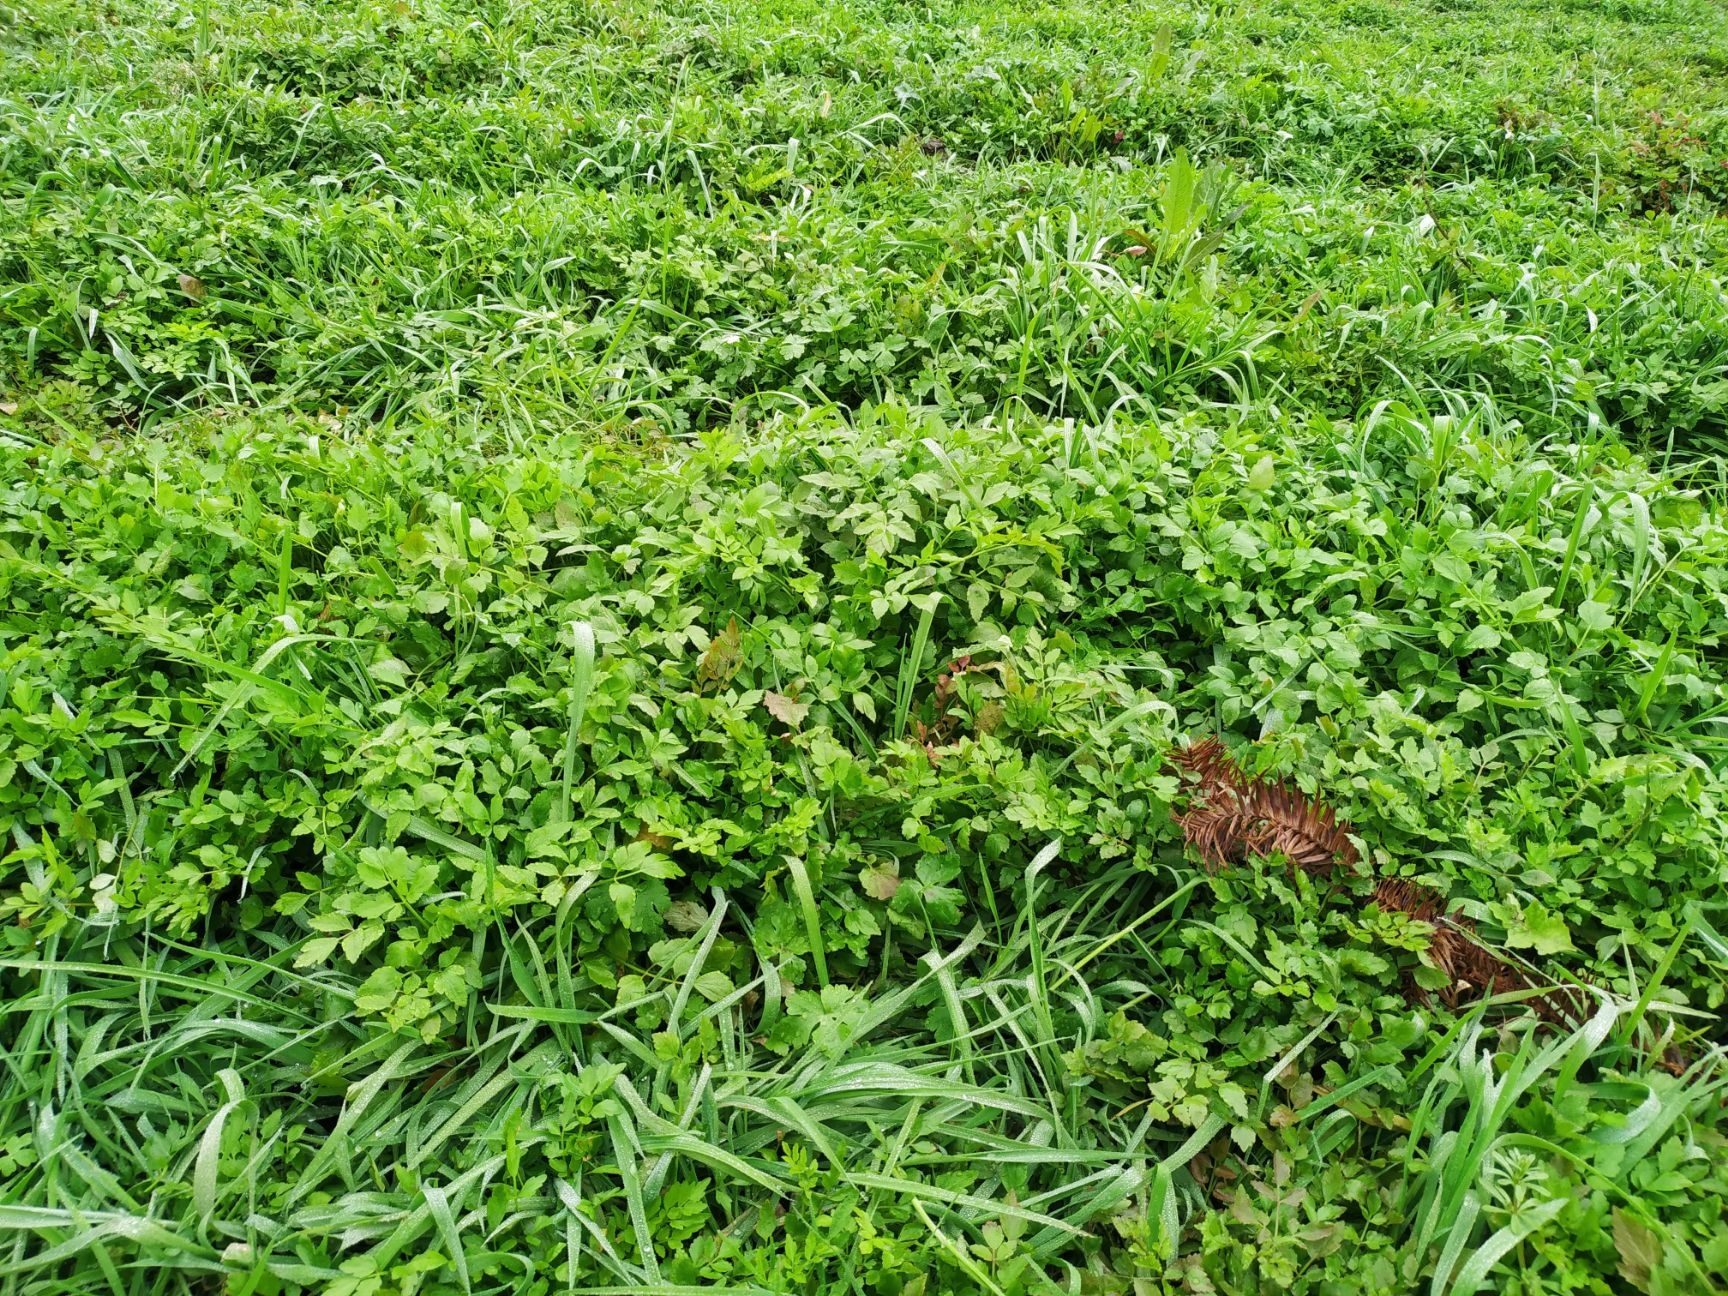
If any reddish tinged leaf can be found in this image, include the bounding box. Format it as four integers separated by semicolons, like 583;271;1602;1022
696;617;743;691
1613;1208;1661;1292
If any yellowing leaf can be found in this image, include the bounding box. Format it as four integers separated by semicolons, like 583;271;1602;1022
341;923;383;963
1507;900;1573;955
859;861;900;901
1613;1208;1660;1292
294;936;340;968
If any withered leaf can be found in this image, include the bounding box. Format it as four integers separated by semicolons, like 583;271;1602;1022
763;690;809;728
178;273;207;300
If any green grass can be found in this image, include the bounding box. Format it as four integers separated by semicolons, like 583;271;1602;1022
5;0;1728;447
3;0;1728;1292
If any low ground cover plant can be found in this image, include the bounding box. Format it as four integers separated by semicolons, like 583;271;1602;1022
6;407;1728;1292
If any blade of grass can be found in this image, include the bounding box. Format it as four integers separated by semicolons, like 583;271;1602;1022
556;620;596;827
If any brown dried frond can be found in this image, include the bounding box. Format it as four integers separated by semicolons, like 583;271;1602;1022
1372;877;1447;924
1372;878;1589;1026
1239;780;1359;877
1435;944;1591;1027
1168;738;1598;1030
1168;739;1357;876
1173;801;1249;871
1168;736;1244;793
1433;930;1519;1006
908;655;1001;764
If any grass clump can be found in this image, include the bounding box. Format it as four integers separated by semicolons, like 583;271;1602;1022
4;0;1728;1292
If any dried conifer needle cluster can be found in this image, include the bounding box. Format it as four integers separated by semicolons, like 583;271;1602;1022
1170;738;1586;1025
